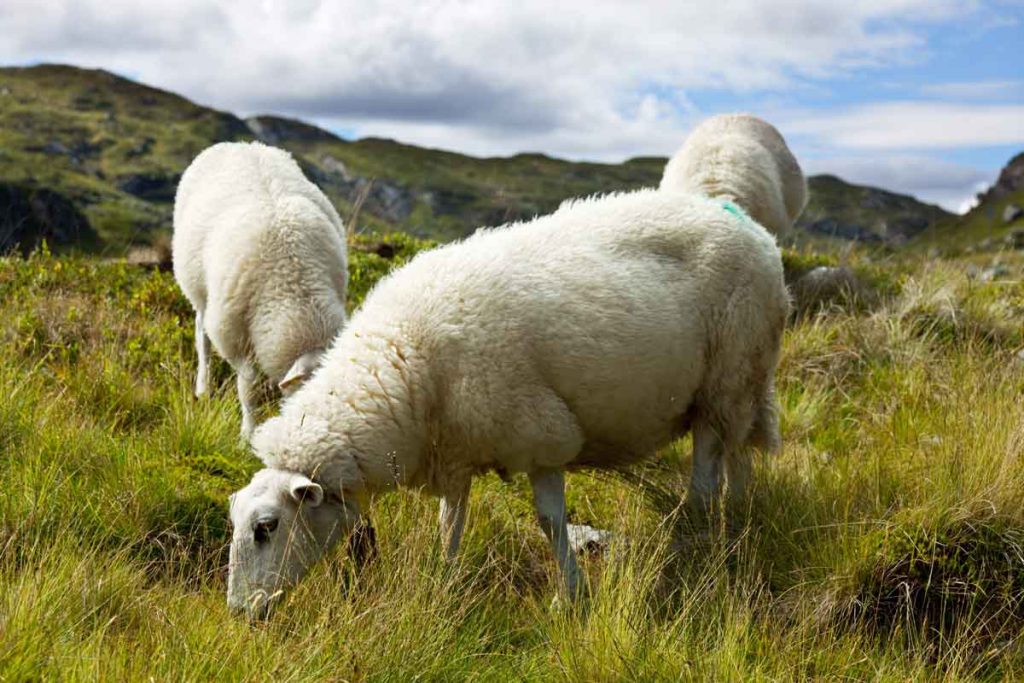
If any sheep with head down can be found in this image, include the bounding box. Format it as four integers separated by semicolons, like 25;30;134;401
173;141;349;438
225;152;796;617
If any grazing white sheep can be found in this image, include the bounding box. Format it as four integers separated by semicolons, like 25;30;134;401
225;187;790;619
660;113;807;238
172;141;348;437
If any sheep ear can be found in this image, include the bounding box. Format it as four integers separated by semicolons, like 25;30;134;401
288;474;324;507
278;362;309;393
278;351;321;393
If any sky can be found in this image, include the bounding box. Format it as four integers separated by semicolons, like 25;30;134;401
2;0;1022;213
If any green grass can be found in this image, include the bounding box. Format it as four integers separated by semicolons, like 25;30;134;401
3;242;1024;680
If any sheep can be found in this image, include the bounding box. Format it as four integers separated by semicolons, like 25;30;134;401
172;141;348;438
660;113;807;238
225;188;790;619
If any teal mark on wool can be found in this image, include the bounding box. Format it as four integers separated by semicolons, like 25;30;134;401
721;200;749;223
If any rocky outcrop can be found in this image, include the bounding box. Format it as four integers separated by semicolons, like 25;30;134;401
1003;204;1022;224
116;172;179;202
301;157;416;223
245;115;342;146
797;175;952;245
978;153;1024;205
0;182;98;255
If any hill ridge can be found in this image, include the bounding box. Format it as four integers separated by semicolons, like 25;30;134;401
0;63;969;252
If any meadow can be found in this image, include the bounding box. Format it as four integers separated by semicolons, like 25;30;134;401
2;237;1024;681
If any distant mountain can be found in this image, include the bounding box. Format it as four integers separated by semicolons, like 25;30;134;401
918;152;1024;252
797;175;953;246
0;64;954;253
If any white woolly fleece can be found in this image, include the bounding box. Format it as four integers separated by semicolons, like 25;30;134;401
172;141;348;384
252;188;789;501
660;113;807;239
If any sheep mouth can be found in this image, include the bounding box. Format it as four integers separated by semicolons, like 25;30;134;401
232;588;285;622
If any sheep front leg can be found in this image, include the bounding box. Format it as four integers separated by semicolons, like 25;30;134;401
194;312;212;397
236;364;258;440
529;469;581;599
439;480;470;561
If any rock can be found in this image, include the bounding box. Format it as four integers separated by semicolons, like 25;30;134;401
351;240;397;259
979;264;1010;282
320;155;353;182
125;246;172;271
126;137;155;159
116;172;179;202
789;266;867;318
0;182;98;255
566;524;612;556
1004;204;1023;225
245;115;340;146
1003;228;1024;250
43;140;70;156
976;153;1024;205
1016;349;1024;366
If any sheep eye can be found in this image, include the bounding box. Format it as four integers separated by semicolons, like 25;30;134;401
254;518;278;544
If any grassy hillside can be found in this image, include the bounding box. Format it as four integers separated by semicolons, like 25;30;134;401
249;115;665;242
0;64;250;248
2;64;954;253
3;238;1024;679
918;152;1024;254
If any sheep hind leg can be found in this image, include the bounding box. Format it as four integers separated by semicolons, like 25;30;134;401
194;311;212;398
439;479;471;561
529;468;583;600
724;447;753;507
688;421;724;516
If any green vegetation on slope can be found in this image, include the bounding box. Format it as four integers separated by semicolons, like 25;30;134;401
918;152;1024;254
0;64;250;247
3;239;1024;679
2;64;962;255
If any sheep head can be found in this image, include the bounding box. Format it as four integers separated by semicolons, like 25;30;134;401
226;468;359;620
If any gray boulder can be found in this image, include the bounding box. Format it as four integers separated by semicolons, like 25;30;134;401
789;266;867;318
1003;204;1023;225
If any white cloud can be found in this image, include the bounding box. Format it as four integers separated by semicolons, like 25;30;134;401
785;102;1024;150
920;80;1024;100
0;0;978;148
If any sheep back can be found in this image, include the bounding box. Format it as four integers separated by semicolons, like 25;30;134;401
172;141;348;381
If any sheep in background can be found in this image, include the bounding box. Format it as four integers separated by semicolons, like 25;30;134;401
173;141;348;438
226;188;789;619
660;113;807;238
